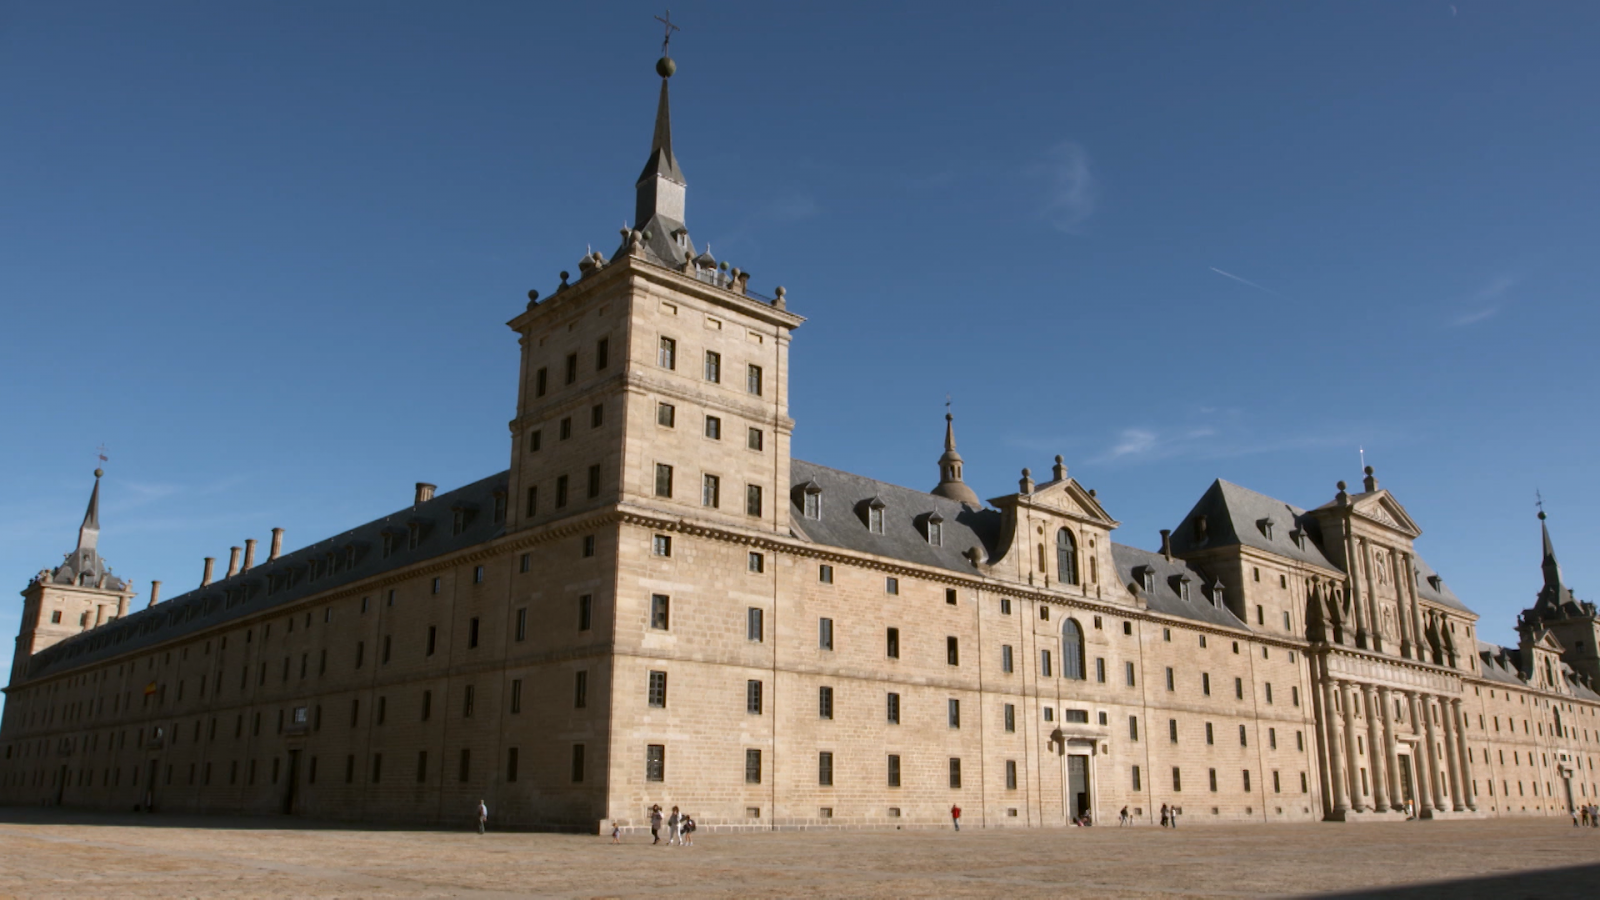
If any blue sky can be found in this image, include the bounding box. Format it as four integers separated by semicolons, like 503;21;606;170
4;2;1598;710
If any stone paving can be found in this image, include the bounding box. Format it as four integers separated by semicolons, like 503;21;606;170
0;808;1598;898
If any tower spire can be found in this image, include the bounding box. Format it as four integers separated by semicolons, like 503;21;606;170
631;13;692;265
931;408;980;507
77;467;103;555
1534;507;1576;615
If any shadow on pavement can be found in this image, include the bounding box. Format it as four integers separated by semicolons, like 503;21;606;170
1309;862;1600;900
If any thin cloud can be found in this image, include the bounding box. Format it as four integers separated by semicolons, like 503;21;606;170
1450;275;1516;327
1088;423;1344;465
1032;141;1097;234
1209;266;1285;299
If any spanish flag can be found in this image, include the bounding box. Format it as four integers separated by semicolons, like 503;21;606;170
144;682;157;696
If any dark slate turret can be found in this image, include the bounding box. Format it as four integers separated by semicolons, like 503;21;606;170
48;469;125;590
1533;511;1581;618
628;53;696;267
931;413;981;508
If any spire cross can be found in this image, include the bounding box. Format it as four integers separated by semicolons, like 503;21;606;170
96;444;109;466
1536;489;1545;515
945;394;952;416
654;10;680;54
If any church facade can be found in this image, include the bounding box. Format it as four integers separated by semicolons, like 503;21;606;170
4;53;1600;834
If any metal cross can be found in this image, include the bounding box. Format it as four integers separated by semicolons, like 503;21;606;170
655;10;680;54
1536;489;1545;515
96;444;109;465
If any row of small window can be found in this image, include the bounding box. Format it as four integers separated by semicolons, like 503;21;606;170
524;467;606;516
655;402;765;450
651;465;764;516
1131;765;1307;795
532;338;609;398
656;338;764;396
525;405;607;453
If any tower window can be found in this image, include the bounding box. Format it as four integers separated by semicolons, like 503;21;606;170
747;364;763;396
704;416;721;440
704;351;721;383
657;403;675;427
658;337;676;369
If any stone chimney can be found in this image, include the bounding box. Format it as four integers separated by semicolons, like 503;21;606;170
148;580;162;609
226;546;241;578
201;557;215;587
242;539;257;572
1160;529;1173;562
415;482;436;505
268;527;284;562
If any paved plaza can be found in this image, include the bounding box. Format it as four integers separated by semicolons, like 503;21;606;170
0;808;1596;899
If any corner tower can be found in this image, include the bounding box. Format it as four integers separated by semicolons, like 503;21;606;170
10;470;135;685
1520;510;1600;685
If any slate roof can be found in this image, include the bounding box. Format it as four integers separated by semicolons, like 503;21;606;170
1110;543;1250;630
1477;640;1600;701
789;460;1002;574
1412;555;1472;614
1170;480;1338;571
26;472;510;681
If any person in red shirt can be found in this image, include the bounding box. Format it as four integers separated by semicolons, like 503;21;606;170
950;804;962;831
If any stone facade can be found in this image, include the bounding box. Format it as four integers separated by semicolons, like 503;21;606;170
4;54;1600;833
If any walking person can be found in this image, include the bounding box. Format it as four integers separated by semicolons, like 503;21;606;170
667;806;682;846
1160;803;1170;828
950;804;962;831
682;814;695;846
649;804;663;844
477;799;488;835
1119;806;1130;826
611;823;621;844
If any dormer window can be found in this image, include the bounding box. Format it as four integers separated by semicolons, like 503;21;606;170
1180;577;1192;602
344;545;356;569
407;522;421;551
1290;528;1306;550
869;504;885;535
381;532;394;559
1257;518;1275;540
1428;574;1443;591
492;491;507;524
1137;566;1156;593
919;511;945;547
452;509;466;536
1209;579;1226;607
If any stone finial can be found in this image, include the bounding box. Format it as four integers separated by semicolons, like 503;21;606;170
1336;480;1350;506
1019;467;1034;494
558;271;569;290
1362;465;1378;493
1052;455;1067;482
773;286;786;310
526;289;540;309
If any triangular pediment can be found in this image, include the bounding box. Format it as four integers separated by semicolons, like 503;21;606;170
1013;478;1119;527
1351;490;1421;538
1531;628;1566;654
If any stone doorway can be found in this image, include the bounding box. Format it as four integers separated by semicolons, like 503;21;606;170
1067;754;1091;823
1397;754;1416;811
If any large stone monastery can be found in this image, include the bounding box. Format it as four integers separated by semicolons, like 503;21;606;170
5;51;1600;834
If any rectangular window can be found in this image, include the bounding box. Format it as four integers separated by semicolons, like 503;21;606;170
468;617;480;649
574;670;588;708
747;364;763;396
1172;767;1182;792
748;551;764;573
648;671;667;708
1209;768;1218;792
886;627;900;658
526;486;538;516
555;474;568;507
818;752;834;786
747;680;763;714
886;577;899;595
657;402;675;427
1005;703;1016;732
1096;658;1106;683
1006;760;1018;790
510;679;522;714
528;429;542;453
559;417;571;440
1292;686;1300;707
371;753;383;783
819;686;834;719
581;534;595;557
1243;769;1252;792
1002;644;1014;673
658;337;676;369
515;609;527;641
948;698;961;728
947;636;960;666
704;415;721;440
1265;683;1274;704
1206;722;1214;744
416;750;428;783
748;428;763;451
746;484;763;517
463;685;475;718
565;352;578;385
651;533;674;558
590;403;603;428
1001;597;1012;615
1133;765;1142;792
819;617;834;650
655;464;673;498
745;749;761;784
535;367;547;397
595;337;608;370
1235;677;1244;699
1169;719;1179;743
1126;661;1136;687
646;744;665;782
888;754;902;788
704;351;721;383
702;474;720;508
949;758;962;789
748;607;765;642
1202;673;1211;695
819;564;833;583
651;594;670;630
1166;667;1175;691
588;464;601;498
422;690;432;721
886;692;900;724
1041;650;1052;677
377;696;387;725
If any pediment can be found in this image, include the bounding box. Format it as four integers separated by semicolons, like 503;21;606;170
1351;491;1421;538
1020;478;1118;527
1531;628;1566;654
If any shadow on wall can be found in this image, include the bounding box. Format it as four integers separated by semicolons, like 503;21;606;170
0;805;485;834
1307;862;1600;900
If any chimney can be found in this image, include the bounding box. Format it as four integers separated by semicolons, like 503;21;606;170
201;557;215;587
242;539;257;572
148;580;162;609
226;546;241;578
268;527;284;562
1160;529;1173;562
415;482;436;505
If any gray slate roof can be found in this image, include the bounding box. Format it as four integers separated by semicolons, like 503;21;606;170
1477;639;1600;701
1170;480;1337;571
1110;543;1250;630
26;472;510;681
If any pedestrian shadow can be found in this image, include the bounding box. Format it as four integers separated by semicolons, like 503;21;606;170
1306;862;1600;900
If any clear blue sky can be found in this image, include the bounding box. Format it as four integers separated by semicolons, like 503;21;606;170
4;2;1598;711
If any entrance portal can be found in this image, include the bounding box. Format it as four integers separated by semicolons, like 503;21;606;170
1397;755;1415;810
1067;755;1091;822
283;750;301;815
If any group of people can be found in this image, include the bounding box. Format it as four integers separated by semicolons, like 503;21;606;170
1576;804;1600;827
1159;804;1183;827
645;804;697;845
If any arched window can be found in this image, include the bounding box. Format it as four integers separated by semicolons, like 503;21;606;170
1056;528;1079;586
1061;618;1085;680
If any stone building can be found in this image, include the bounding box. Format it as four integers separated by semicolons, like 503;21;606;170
4;52;1600;832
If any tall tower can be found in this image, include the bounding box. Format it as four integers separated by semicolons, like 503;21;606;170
10;470;135;686
1520;510;1600;685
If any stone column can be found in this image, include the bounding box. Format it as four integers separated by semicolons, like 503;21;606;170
1407;691;1434;815
1420;695;1446;811
1441;695;1465;810
1390;553;1413;659
1321;669;1350;815
1378;686;1402;811
1402;552;1425;662
1340;681;1367;811
1362;683;1389;811
1346;529;1371;649
1451;699;1476;811
1359;539;1384;654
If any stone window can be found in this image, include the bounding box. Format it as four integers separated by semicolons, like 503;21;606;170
888;754;901;788
1132;765;1142;791
1169;719;1179;743
1235;677;1244;699
945;588;957;605
525;486;537;517
650;595;670;630
1202;673;1211;695
1206;722;1215;745
747;680;763;714
422;690;433;721
1126;661;1136;687
748;608;764;642
463;685;475;718
704;350;721;383
819;617;834;650
1004;703;1015;732
1064;709;1089;724
885;577;898;595
657;403;675;427
1165;667;1175;691
555;474;569;508
704;415;721;440
702;474;720;508
1001;597;1012;615
578;595;592;631
658;337;676;369
472;566;484;585
653;534;672;557
747;364;763;396
595;337;608;370
565;353;578;385
1172;767;1183;792
948;698;961;728
1209;768;1218;792
947;637;960;666
1006;760;1018;790
590;403;603;428
1096;658;1106;683
648;671;667;708
1040;649;1052;677
574;671;587;708
655;464;673;498
559;417;572;440
646;744;665;782
819;686;834;719
748;551;764;573
819;564;833;584
949;758;962;789
1056;528;1079;585
569;745;582;783
886;692;900;724
748;427;763;451
886;627;899;659
1001;644;1013;673
581;535;595;557
535;367;548;397
1062;619;1086;680
467;617;480;649
868;505;885;534
802;486;820;519
745;749;761;784
1129;716;1140;741
818;752;833;786
508;681;520;715
747;484;763;517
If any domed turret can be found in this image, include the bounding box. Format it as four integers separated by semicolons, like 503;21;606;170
931;413;980;507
